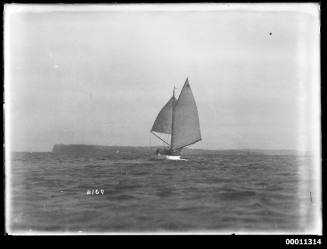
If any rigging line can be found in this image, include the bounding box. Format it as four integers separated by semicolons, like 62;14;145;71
172;138;202;151
151;132;170;146
171;86;176;149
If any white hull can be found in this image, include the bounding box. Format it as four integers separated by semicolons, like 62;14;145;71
152;154;187;161
166;155;181;160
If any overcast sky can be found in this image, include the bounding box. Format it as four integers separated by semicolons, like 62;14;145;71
5;4;320;152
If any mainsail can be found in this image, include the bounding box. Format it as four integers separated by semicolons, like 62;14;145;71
171;78;201;150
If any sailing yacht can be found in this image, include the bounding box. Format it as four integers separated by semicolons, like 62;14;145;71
151;78;201;160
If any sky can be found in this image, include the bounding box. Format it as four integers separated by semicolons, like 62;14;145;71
5;4;320;152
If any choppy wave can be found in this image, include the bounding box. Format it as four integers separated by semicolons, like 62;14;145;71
8;151;318;233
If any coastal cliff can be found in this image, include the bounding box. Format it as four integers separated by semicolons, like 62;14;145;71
52;144;154;154
51;144;306;156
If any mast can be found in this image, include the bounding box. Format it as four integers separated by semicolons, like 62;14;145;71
170;86;176;151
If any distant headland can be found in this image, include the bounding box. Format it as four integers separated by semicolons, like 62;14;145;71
51;144;309;156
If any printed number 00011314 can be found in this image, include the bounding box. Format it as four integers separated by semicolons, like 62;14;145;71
285;239;321;245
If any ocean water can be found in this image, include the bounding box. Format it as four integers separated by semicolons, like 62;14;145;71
7;149;320;234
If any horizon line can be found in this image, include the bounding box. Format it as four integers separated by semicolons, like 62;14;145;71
9;143;313;154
